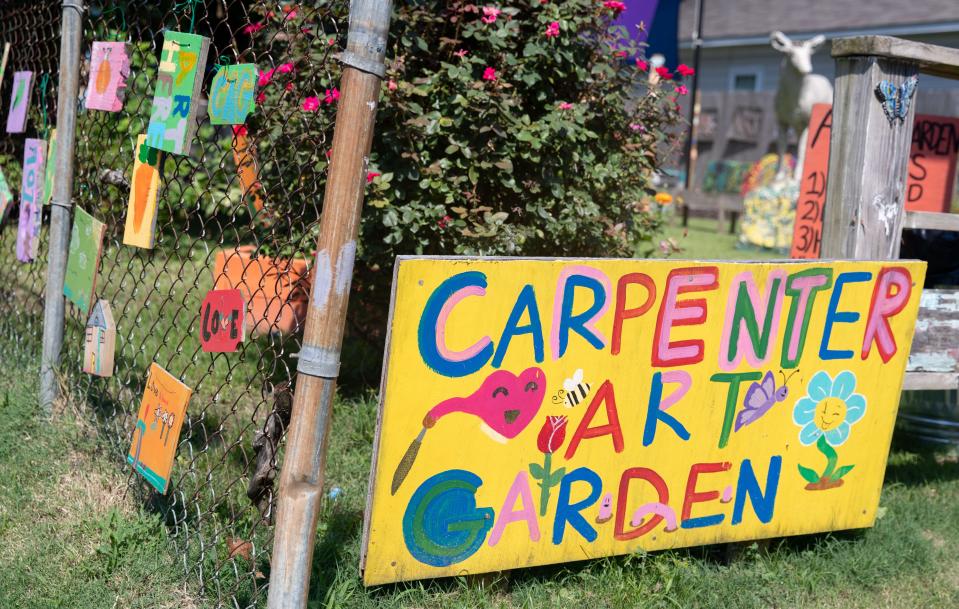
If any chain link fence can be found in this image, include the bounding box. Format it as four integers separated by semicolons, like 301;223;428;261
0;1;349;606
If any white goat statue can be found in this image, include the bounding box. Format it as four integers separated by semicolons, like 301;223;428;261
771;31;833;182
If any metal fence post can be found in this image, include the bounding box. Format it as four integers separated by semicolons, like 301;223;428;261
267;0;393;606
40;0;84;412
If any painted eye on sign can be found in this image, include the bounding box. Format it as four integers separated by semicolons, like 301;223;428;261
199;289;246;353
361;257;926;585
6;70;32;133
146;31;210;155
85;41;132;112
208;63;257;125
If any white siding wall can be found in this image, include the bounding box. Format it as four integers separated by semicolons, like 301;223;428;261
679;32;959;92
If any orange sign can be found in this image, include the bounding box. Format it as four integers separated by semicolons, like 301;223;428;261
790;104;959;259
127;363;192;493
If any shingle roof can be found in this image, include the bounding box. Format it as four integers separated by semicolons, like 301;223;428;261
679;0;959;41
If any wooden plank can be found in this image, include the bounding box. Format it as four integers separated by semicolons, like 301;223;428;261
907;288;959;375
821;56;918;259
832;36;959;81
902;372;958;391
903;210;959;232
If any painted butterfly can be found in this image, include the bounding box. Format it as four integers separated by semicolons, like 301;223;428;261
874;76;918;124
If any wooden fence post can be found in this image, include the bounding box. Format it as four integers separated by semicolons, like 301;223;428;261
821;48;919;259
266;0;393;606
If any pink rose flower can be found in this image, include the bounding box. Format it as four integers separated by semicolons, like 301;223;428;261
613;50;627;58
277;62;294;74
677;64;695;77
388;79;398;91
438;215;452;229
258;68;274;87
603;1;626;13
232;125;248;136
655;66;673;79
256;91;266;104
545;21;560;38
324;88;340;104
302;96;320;111
676;84;689;95
285;9;297;20
557;101;573;110
481;6;501;24
483;67;497;81
636;58;649;71
285;82;294;91
366;172;381;184
243;22;264;35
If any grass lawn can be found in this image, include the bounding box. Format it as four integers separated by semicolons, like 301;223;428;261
654;215;780;261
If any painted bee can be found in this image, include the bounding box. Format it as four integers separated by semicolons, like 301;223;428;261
562;369;591;408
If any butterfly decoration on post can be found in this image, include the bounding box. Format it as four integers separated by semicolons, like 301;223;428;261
735;370;800;431
874;76;918;124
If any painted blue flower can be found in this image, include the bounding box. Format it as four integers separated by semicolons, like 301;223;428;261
792;371;866;447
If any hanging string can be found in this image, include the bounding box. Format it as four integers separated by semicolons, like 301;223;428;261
172;0;201;34
38;73;50;138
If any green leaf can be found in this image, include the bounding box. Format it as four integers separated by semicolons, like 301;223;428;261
830;464;855;481
528;463;545;479
797;464;821;484
548;467;566;486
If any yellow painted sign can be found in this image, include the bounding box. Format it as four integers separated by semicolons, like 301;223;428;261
362;258;926;585
127;363;192;494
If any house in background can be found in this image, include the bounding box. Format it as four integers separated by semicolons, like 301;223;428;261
677;0;959;187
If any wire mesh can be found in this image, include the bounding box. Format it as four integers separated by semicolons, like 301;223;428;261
0;1;348;606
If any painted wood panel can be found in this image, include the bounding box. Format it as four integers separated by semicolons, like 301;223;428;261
83;299;115;377
146;31;210;155
15;138;45;262
85;41;131;112
208;63;256;125
362;258;926;585
123;134;162;249
6;71;32;133
63;207;106;316
127;363;192;494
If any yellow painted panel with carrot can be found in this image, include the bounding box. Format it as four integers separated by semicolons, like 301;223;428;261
362;258;926;584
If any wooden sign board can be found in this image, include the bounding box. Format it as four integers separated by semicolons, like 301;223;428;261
362;258;926;585
43;128;56;206
83;299;115;377
0;167;13;224
123;134;162;248
791;104;959;258
146;31;210;155
15;138;46;262
85;41;131;112
208;64;257;125
199;289;246;352
232;128;265;214
127;362;192;494
64;207;107;316
6;71;32;133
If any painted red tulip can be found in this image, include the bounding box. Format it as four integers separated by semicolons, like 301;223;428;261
536;415;567;454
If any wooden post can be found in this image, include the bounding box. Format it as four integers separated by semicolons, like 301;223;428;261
266;0;392;606
821;53;919;259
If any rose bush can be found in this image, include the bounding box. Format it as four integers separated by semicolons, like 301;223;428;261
244;0;687;344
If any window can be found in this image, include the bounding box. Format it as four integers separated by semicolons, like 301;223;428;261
729;69;762;91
